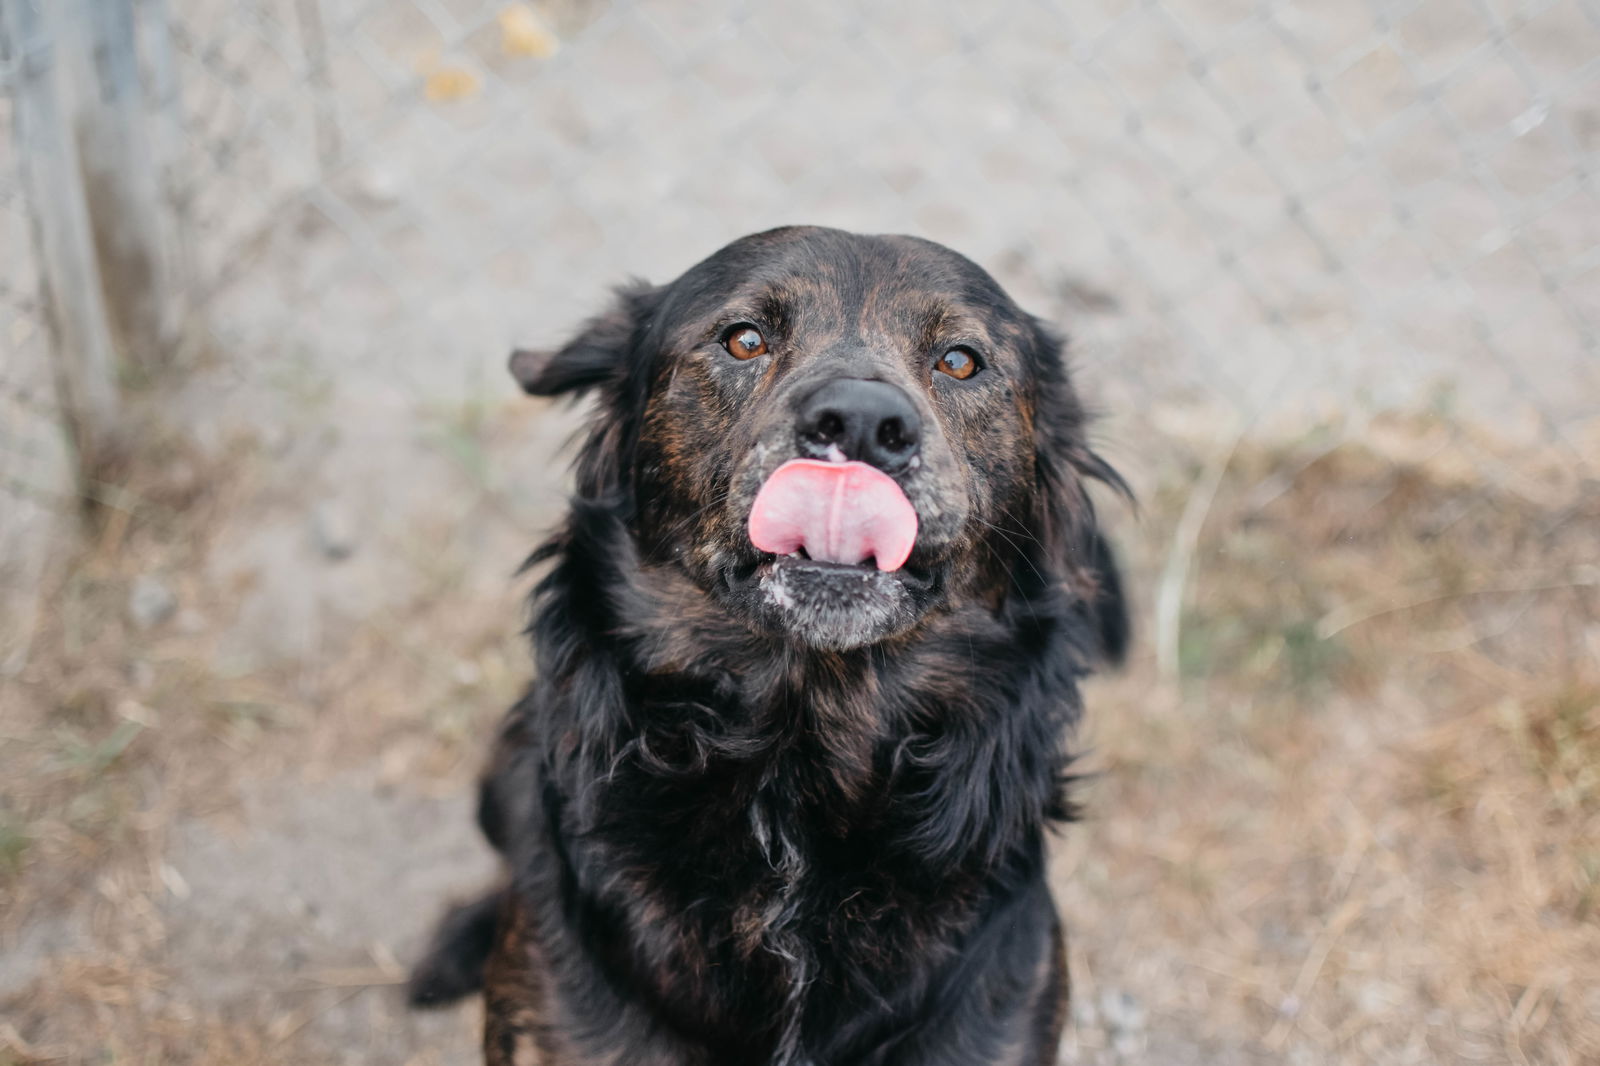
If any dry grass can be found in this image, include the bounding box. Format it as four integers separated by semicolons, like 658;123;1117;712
2;407;1596;1064
0;410;526;1065
1062;415;1599;1064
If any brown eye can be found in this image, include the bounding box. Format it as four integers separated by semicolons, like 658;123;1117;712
935;347;979;380
723;325;768;360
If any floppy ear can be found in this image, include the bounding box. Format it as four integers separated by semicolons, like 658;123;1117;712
508;281;659;398
512;281;663;499
1025;319;1133;662
1085;528;1130;666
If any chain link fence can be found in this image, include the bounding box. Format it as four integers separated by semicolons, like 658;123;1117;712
4;0;1599;641
163;0;1600;423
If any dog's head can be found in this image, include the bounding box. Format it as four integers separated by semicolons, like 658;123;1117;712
514;226;1123;652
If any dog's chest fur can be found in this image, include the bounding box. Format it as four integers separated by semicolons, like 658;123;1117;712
585;660;980;991
515;553;1082;1062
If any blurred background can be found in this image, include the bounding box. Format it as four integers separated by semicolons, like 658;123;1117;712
1;0;1596;1062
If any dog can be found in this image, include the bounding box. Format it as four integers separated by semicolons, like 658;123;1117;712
408;226;1128;1065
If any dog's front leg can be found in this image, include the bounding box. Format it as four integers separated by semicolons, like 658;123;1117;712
482;893;559;1066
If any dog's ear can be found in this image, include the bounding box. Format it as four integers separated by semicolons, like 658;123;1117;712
1085;528;1130;666
1025;318;1133;662
513;281;664;499
508;281;660;398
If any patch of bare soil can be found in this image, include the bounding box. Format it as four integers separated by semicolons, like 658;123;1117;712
2;411;1595;1064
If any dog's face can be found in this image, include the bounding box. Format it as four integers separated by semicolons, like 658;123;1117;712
513;227;1113;651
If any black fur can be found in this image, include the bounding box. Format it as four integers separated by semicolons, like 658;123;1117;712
411;227;1129;1065
1086;530;1130;667
406;889;502;1007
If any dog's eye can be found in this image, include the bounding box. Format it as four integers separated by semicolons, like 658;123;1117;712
935;348;980;380
722;325;768;360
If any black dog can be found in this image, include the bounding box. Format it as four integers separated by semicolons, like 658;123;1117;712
409;226;1128;1065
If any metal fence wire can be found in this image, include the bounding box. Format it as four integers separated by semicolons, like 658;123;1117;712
3;0;1599;596
172;0;1600;425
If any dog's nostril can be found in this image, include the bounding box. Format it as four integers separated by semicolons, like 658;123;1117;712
812;411;845;443
877;417;907;453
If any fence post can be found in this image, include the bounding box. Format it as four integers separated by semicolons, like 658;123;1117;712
1;0;188;485
1;0;125;480
73;0;187;380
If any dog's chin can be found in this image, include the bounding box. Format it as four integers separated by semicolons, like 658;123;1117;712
726;554;937;652
759;558;911;651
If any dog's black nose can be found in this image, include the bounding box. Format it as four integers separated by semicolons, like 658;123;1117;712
796;378;921;474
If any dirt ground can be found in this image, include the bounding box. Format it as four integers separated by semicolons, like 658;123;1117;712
2;401;1596;1065
3;1;1599;1063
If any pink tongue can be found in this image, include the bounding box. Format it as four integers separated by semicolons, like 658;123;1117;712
748;459;918;572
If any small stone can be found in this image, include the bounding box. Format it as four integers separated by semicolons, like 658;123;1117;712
452;658;482;687
158;862;190;900
353;165;403;206
1111;1030;1144;1058
1098;989;1146;1035
116;698;159;728
154;456;204;508
128;576;177;629
256;422;291;456
1356;979;1394;1016
310;501;358;561
128;659;156;691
